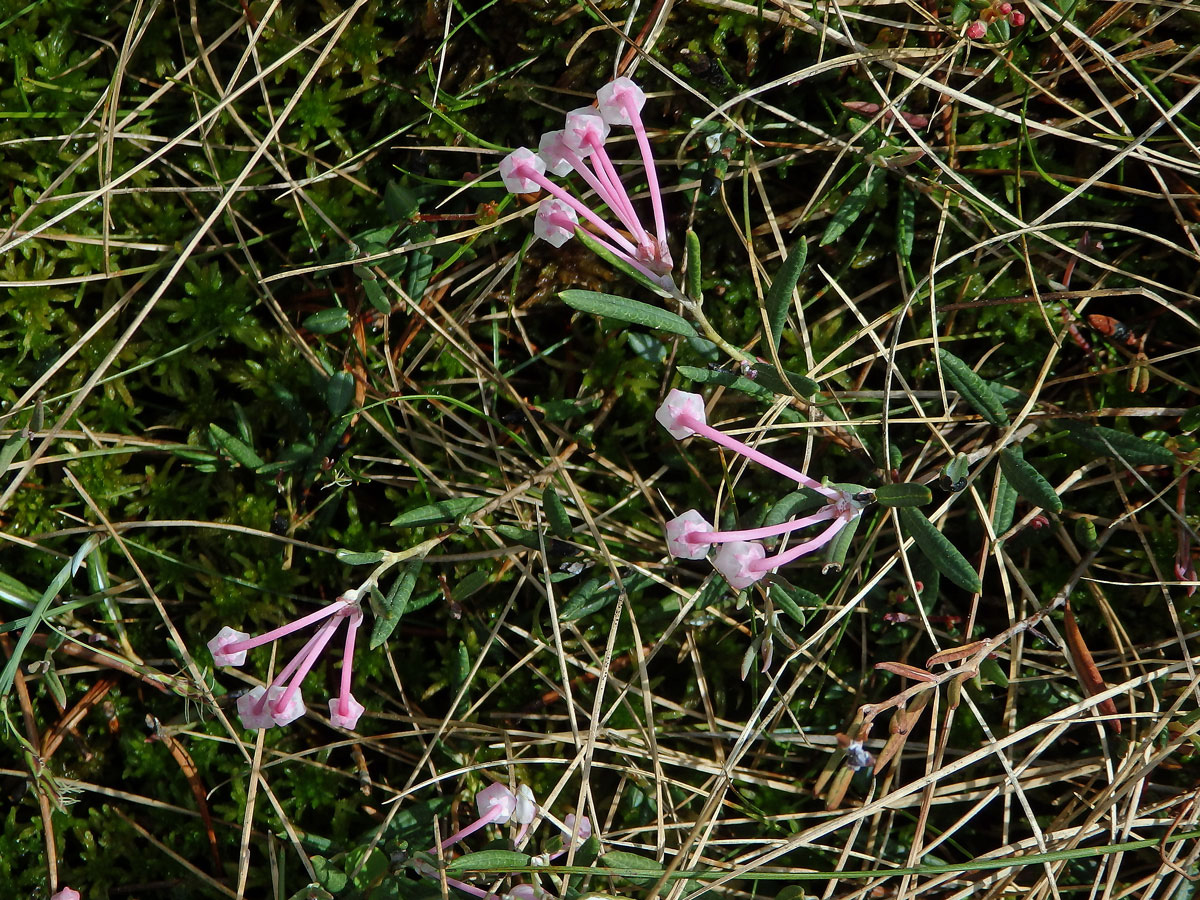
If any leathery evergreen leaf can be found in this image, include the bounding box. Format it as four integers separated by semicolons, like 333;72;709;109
543;487;572;539
369;562;421;649
560;289;697;338
898;507;982;593
208;423;265;469
391;497;487;527
1063;423;1175;466
875;482;933;508
937;348;1010;427
764;239;808;350
999;447;1063;513
685;228;703;301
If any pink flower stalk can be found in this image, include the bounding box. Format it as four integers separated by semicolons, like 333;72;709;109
499;78;673;288
208;592;366;731
657;389;862;588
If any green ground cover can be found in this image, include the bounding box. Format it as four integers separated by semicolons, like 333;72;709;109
2;0;1199;897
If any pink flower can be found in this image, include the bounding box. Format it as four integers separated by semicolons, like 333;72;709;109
499;78;673;287
657;390;863;587
208;592;365;731
966;20;987;39
1009;9;1026;25
51;889;81;900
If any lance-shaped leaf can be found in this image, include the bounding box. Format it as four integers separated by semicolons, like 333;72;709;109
763;239;808;349
874;689;932;773
1063;602;1121;734
896;186;915;261
926;640;989;668
875;661;938;682
677;364;774;403
335;549;386;566
1063;422;1175;467
560;289;697;338
823;510;865;574
753;363;819;398
208;424;265;470
600;850;665;886
875;482;933;508
821;173;874;247
999;447;1063;513
392;497;487;527
978;655;1009;688
1074;517;1100;551
369;562;421;649
770;582;822;626
542;487;572;539
445;850;532;874
898;507;982;593
685;229;703;301
992;471;1018;536
936;348;1010;427
303;307;351;334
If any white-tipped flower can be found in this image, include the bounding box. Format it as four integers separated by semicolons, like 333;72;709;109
237;685;306;730
713;541;767;589
208;626;250;667
476;782;518;823
655;389;706;439
562;107;610;155
499;147;546;194
513;784;537;824
534;198;578;248
537;130;575;176
597;77;646;126
328;692;365;729
666;510;714;559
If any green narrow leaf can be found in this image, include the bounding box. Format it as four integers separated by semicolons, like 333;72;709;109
543;488;572;539
369;562;421;649
979;656;1010;688
451;640;469;691
763;239;808;349
763;490;822;528
820;174;874;246
0;431;29;473
999;447;1063;513
896;186;915;260
1074;517;1100;551
335;549;386;566
685;229;703;301
208;424;265;469
406;250;434;300
1181;406;1200;434
677;364;774;402
600;850;665;885
1063;423;1175;466
936;348;1010;427
302;307;351;334
823;511;863;573
753;363;819;397
875;482;933;508
326;370;355;416
770;582;822;626
992;472;1018;536
445;850;531;874
575;227;674;297
494;524;542;549
560;289;697;338
391;497;487;527
452;569;490;602
898;507;982;593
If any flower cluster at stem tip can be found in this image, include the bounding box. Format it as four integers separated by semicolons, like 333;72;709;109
656;390;864;588
415;782;593;900
966;0;1025;38
499;77;674;291
207;589;366;731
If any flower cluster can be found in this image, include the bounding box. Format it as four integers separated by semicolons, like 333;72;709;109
965;1;1025;38
656;390;862;588
416;782;592;899
208;589;365;731
498;77;673;289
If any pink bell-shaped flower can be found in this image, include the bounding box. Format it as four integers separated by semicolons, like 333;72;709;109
665;510;714;559
713;541;768;589
655;389;706;439
208;626;250;667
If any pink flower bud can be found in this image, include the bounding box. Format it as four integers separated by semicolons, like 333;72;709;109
513;784;537;824
665;510;714;559
208;626;250;667
713;541;767;589
655;389;706;439
596;77;646;126
499;147;545;194
328;692;365;729
996;3;1012;14
562;813;592;844
1009;9;1026;25
966;20;987;38
533;198;578;247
